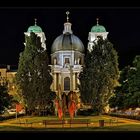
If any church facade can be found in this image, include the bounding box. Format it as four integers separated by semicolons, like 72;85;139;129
0;12;108;100
50;12;85;97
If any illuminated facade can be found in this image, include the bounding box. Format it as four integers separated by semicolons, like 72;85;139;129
0;65;17;95
88;18;108;52
50;11;85;97
0;15;108;100
24;18;46;50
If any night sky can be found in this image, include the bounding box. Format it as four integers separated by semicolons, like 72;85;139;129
0;7;140;69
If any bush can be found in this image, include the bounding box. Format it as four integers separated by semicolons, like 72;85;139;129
77;109;94;116
0;114;25;121
108;113;140;121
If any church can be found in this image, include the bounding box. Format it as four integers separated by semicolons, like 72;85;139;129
0;11;108;99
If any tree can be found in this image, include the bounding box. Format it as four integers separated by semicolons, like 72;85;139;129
79;36;119;114
109;66;130;109
109;55;140;110
15;32;53;114
127;55;140;108
0;83;13;114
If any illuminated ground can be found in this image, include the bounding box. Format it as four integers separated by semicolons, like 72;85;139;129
0;115;140;131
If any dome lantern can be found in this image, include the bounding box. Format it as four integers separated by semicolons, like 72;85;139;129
63;11;73;34
52;11;84;54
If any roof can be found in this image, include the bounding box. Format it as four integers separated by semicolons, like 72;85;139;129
91;25;106;32
51;33;84;53
27;25;42;33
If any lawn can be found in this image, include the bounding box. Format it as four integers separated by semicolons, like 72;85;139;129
0;115;140;131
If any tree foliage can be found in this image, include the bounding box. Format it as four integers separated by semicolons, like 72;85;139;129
15;32;53;113
109;55;140;109
0;84;13;114
79;36;119;114
109;66;130;109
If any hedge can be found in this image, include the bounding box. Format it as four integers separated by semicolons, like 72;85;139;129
0;114;25;121
107;113;140;121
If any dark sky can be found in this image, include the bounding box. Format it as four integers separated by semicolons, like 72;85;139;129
0;7;140;69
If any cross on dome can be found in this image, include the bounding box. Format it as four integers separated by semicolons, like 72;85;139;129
66;11;70;22
34;18;37;26
96;18;99;25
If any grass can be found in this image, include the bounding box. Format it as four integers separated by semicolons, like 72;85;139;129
0;124;140;131
0;115;140;131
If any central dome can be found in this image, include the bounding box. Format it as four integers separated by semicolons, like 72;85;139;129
51;33;84;53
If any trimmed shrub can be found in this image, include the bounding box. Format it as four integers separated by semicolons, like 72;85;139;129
108;113;140;121
77;109;94;116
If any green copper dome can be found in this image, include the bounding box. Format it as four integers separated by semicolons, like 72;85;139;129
27;25;42;33
91;25;106;32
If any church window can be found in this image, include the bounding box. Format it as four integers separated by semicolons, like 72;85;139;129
65;58;69;64
64;58;70;68
64;77;70;90
54;58;57;65
78;57;81;64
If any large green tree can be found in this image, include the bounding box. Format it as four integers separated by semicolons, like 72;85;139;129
109;55;140;110
79;36;119;114
109;66;130;109
126;55;140;108
125;55;140;108
15;32;53;114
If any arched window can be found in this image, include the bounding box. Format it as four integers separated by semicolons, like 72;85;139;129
64;77;70;90
54;58;57;65
78;57;81;64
